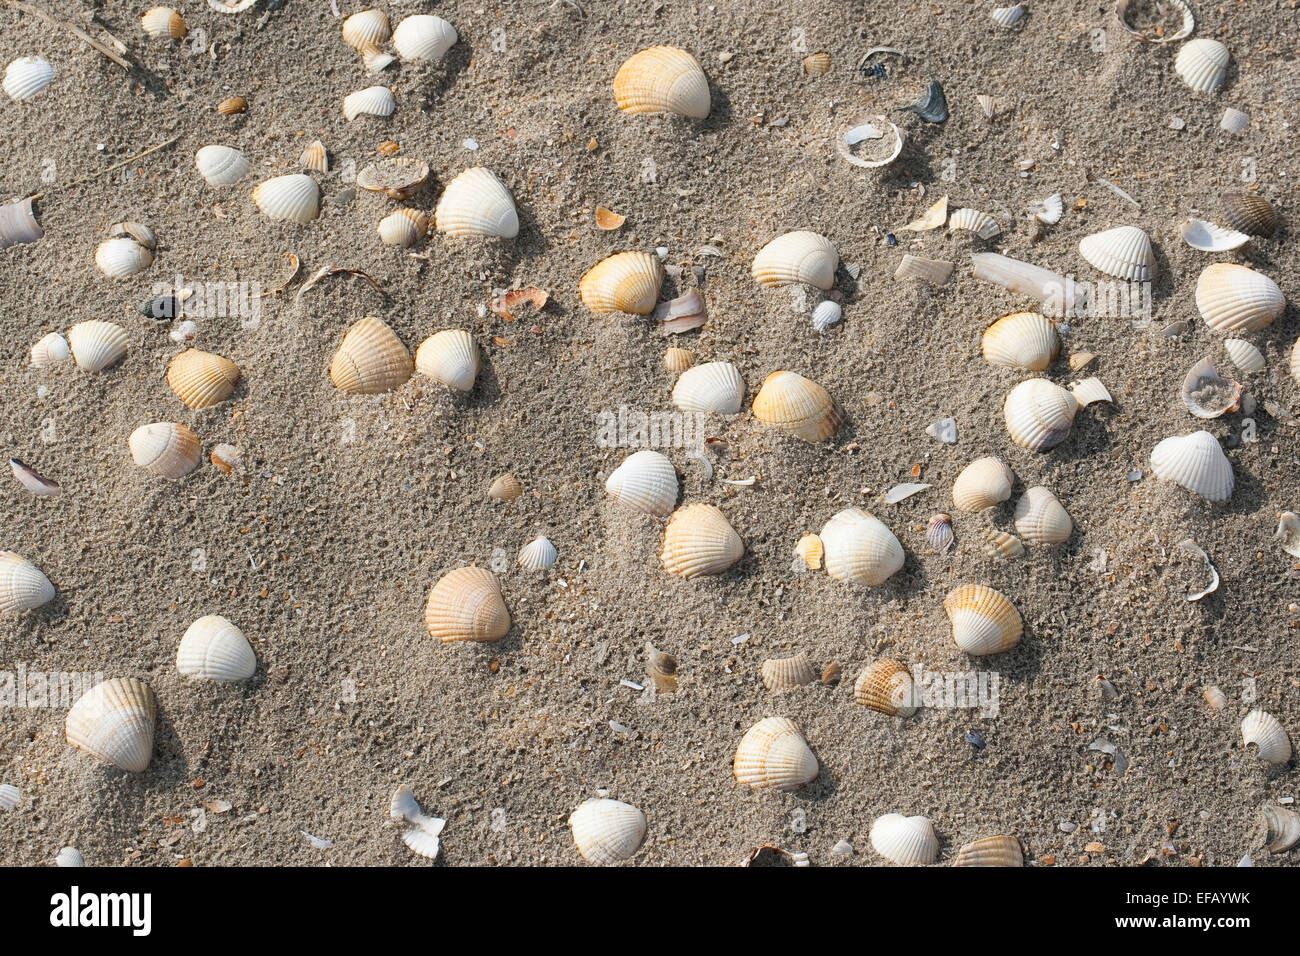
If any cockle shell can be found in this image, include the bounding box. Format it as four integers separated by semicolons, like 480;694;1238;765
94;237;154;278
926;513;954;552
1116;0;1194;43
819;508;904;586
981;530;1024;559
252;173;320;224
761;652;818;693
3;56;54;101
1078;226;1155;281
65;678;156;773
1220;193;1277;238
663;347;694;372
30;331;69;367
1224;338;1265;374
579;251;664;315
951;457;1013;512
1031;193;1063;225
1195;263;1285;333
944;583;1023;656
55;847;83;867
194;145;251;187
1004;378;1078;451
1261;806;1300;854
568;799;647;864
981;311;1059;371
141;6;188;39
424;567;511;643
357;157;429;199
1180;358;1242;419
605;450;678;517
894;254;953;285
392;15;458;61
1013;486;1072;544
954;835;1023;867
342;85;396;121
0;197;43;247
1179;218;1250;252
870;813;938;866
0;785;18;810
1205;685;1228;712
129;422;201;479
1150;431;1234;502
733;717;818;791
854;658;918;717
341;9;390;52
751;231;839;290
415;329;479;392
752;371;843;442
613;46;710;119
377;208;429;247
1241;709;1291;765
1175;38;1230;92
671;361;744;414
166;348;241;409
517;535;557;571
1069;376;1112;407
949;208;1000;239
300;139;328;173
0;551;55;614
802;52;831;75
177;615;257;681
216;95;247;115
434;167;520;238
67;320;129;372
329;317;413;394
660;503;743;578
795;533;823;569
488;473;523;502
108;221;155;249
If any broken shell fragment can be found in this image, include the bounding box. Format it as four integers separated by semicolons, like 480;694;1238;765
900;195;948;232
300;139;328;173
646;643;678;693
0;551;55;614
949;207;1000;239
1013;486;1072;545
377;208;429;247
1149;430;1234;502
252;173;321;224
177;615;257;681
329;317;413;395
870;813;938;866
1195;263;1285;333
926;513;954;552
854;658;918;717
613;45;710;119
954;835;1024;867
1241;709;1291;765
392;14;458;61
751;231;839;290
944;583;1023;655
94;237;154;278
819;508;904;587
29;331;69;367
836;114;904;169
0;197;43;248
595;206;626;230
341;8;390;52
794;533;824;569
488;473;522;502
989;4;1027;28
166;348;241;409
894;254;953;285
751;371;843;442
415;329;479;392
605;450;678;517
671;361;744;414
342;85;396;121
129;422;201;479
1275;512;1300;558
1004;378;1078;451
1261;806;1300;854
1224;339;1265;374
1115;0;1194;43
1205;686;1228;712
1220;193;1277;238
356;156;429;201
663;347;694;372
952;457;1013;512
517;535;558;572
981;311;1059;371
9;458;60;497
654;288;707;334
1179;218;1249;252
209;444;242;477
981;530;1025;560
1029;193;1063;225
659;503;743;578
761;652;818;693
568;799;647;865
1068;376;1112;407
1175;38;1230;93
1078;226;1155;281
1180;358;1242;419
194;145;251;187
3;56;54;101
733;716;818;791
802;52;831;75
580;251;664;315
65;678;156;773
424;567;510;643
902;79;948;123
434;167;519;238
141;6;188;39
67;320;129;372
971;252;1081;315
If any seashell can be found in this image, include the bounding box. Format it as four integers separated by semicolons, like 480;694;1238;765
402;825;444;859
392;15;458;61
579;251;664;314
981;530;1024;559
1069;352;1097;372
1069;376;1112;407
944;583;1023;656
0;197;43;248
595;206;626;230
870;813;938;866
794;533;823;569
1004;378;1078;451
1115;0;1193;43
67;320;129;372
1179;218;1249;252
210;444;242;477
518;535;558;571
605;450;678;517
216;95;248;116
751;231;839;290
954;835;1024;867
989;4;1026;28
1220;107;1250;134
10;458;60;496
761;652;818;693
1150;430;1234;502
819;508;904;586
802;52;831;75
1220;193;1277;238
141;7;188;39
29;331;69;367
3;56;54;101
176;615;257;681
752;371;843;442
836;114;904;169
883;482;929;504
927;418;958;444
1178;538;1220;602
107;217;155;247
1195;263;1285;333
94;237;153;278
194;145;251;187
952;457;1013;512
894;254;953;285
646;642;678;693
1175;38;1230;93
975;93;999;119
1181;358;1241;419
854;658;918;717
654;288;707;333
252;173;320;225
329;316;413;395
900;195;948;232
733;716;818;791
357;156;429;200
568;799;646;864
971;252;1082;315
435;167;519;238
1260;806;1300;854
0;551;55;614
613;46;710;119
488;473;522;502
1030;193;1063;225
1241;709;1291;765
671;361;744;414
65;678;156;773
55;847;84;867
811;300;841;332
300;139;328;174
341;9;390;52
1204;685;1228;712
366;52;395;71
377;208;429;247
343;85;396;121
1078;225;1155;281
424;567;511;643
1274;511;1300;559
166;348;241;409
981;311;1059;371
1013;486;1072;545
949;207;1000;239
415;329;479;392
903;78;948;123
1224;338;1265;374
129;422;201;479
663;347;694;372
660;503;743;578
926;513;954;552
821;662;840;685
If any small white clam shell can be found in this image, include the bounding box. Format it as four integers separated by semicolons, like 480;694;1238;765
811;300;841;332
0;784;19;810
252;173;321;224
415;329;479;392
3;56;54;101
342;85;396;121
341;8;390;52
129;422;201;480
0;551;56;614
1175;38;1230;93
176;614;257;681
1179;218;1249;252
568;798;646;864
1149;430;1234;502
10;457;60;497
1068;376;1112;407
1195;263;1285;334
1078;225;1155;281
65;677;156;773
30;331;69;367
751;231;839;290
952;456;1013;512
870;813;938;865
732;716;818;791
392;14;458;61
836;115;904;168
671;361;744;414
1224;338;1265;374
94;237;153;278
194;144;251;187
1013;486;1072;545
1242;709;1291;765
67;320;129;372
1220;107;1249;132
604;450;678;517
517;535;558;571
433;167;519;238
949;207;1000;239
818;508;904;586
1003;378;1078;451
55;847;84;867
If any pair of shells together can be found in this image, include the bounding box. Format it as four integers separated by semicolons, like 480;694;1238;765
329;318;480;394
669;364;843;444
95;222;156;278
343;11;458;62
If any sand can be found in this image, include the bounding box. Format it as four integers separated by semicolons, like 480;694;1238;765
0;0;1297;866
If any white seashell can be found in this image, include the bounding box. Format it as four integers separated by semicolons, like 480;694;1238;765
811;300;841;332
94;237;153;278
761;652;818;692
1004;378;1078;451
65;678;156;773
949;207;1000;239
1030;193;1063;225
518;535;558;571
0;551;55;614
899;195;947;231
990;4;1026;28
415;329;479;392
377;208;428;247
342;85;396;121
141;6;187;39
659;503;743;578
794;533;823;569
981;530;1025;560
55;847;84;867
1013;486;1072;545
392;15;458;61
402;826;443;859
945;583;1022;655
883;482;929;504
605;450;678;517
1224;338;1265;374
751;231;839;290
732;716;818;791
1220;107;1249;133
1150;430;1234;502
1078;225;1155;281
894;254;953;285
177;615;257;681
341;9;390;52
1181;358;1242;419
1068;376;1112;407
613;46;711;119
108;221;155;249
390;783;443;833
10;457;60;496
1178;538;1219;602
30;331;69;367
671;361;744;414
129;422;201;480
252;173;320;224
654;289;707;334
818;508;903;586
975;94;999;119
3;56;54;101
981;311;1059;371
1261;806;1300;854
568;799;646;864
1242;709;1291;765
971;252;1082;315
870;813;938;865
0;197;43;248
0;784;20;811
952;457;1013;512
1115;0;1194;43
1195;263;1285;333
363;50;396;73
194;145;251;187
433;167;519;238
836;115;904;168
1179;218;1250;252
1274;512;1300;559
67;320;129;372
1175;38;1230;93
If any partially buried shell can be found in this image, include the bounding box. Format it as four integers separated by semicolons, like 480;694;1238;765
300;140;328;173
1220;193;1277;238
663;347;693;372
424;567;510;643
1149;430;1234;502
1224;338;1265;374
605;449;678;517
1180;358;1242;419
415;329;479;392
1078;226;1155;281
568;799;646;865
141;7;187;39
1195;263;1285;333
981;311;1059;371
671;361;744;414
952;457;1013;512
944;583;1023;655
613;45;710;119
0;197;43;247
94;237;153;278
252;173;320;224
55;847;83;867
895;255;953;286
761;652;818;693
579;251;663;315
870;813;937;866
654;289;707;334
854;658;918;717
949;208;1000;239
0;551;55;614
329;317;413;395
518;535;558;572
802;52;831;75
1179;218;1249;252
216;95;247;116
732;716;818;791
166;348;241;409
342;85;396;121
819;508;903;586
954;835;1024;867
1013;486;1072;545
176;614;256;681
357;157;429;200
194;145;251;187
10;458;60;497
1241;709;1291;765
341;9;390;52
434;167;518;238
29;331;69;367
3;56;54;101
65;678;156;773
752;371;842;442
659;503;743;578
1004;378;1078;451
1175;38;1230;93
392;14;458;61
488;473;522;502
67;320;129;372
0;785;18;810
129;422;201;479
751;231;839;290
377;208;428;247
926;513;954;552
981;530;1024;560
1260;806;1300;854
795;533;823;569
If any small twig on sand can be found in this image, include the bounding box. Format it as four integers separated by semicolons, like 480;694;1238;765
26;135;182;200
3;0;134;70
